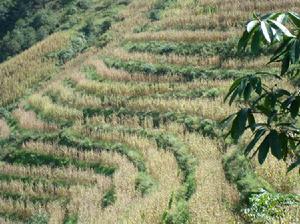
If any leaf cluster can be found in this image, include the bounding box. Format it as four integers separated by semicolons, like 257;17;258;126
225;12;300;171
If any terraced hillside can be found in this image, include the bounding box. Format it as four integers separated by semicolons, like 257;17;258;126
0;0;299;223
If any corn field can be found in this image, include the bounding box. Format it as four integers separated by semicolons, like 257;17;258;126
0;0;299;223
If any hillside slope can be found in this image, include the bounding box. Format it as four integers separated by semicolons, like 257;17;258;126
0;0;299;223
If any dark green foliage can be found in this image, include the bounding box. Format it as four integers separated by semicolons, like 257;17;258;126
0;190;59;205
0;0;120;62
226;12;300;171
101;187;117;208
63;215;78;224
0;0;65;62
135;172;156;196
153;87;221;100
46;33;87;65
80;18;112;46
162;199;190;224
76;0;90;10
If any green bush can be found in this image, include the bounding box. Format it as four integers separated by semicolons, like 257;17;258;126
135;172;156;195
76;0;90;10
101;187;117;208
163;198;190;224
243;189;300;223
48;33;87;65
223;150;274;202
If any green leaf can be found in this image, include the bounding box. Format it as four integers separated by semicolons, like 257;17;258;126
281;55;290;75
251;31;261;54
275;89;291;97
261;21;272;43
229;89;239;106
245;128;266;155
278;132;288;159
290;96;300;118
231;108;249;140
269;130;283;160
258;134;270;164
247;112;256;131
224;76;244;102
269;39;291;63
243;83;252;101
290;39;300;64
238;30;252;51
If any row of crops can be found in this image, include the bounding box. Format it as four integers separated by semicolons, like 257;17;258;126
0;0;299;223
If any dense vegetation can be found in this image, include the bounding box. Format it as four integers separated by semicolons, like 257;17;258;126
0;0;299;223
0;0;128;62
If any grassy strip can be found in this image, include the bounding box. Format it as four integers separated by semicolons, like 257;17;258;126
2;126;155;196
0;211;28;223
0;191;64;205
123;40;272;59
2;150;115;176
82;65;105;82
124;40;236;58
223;149;274;202
1;107;150;174
101;56;249;81
0;173;84;188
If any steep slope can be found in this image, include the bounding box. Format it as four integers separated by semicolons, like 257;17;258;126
0;0;299;223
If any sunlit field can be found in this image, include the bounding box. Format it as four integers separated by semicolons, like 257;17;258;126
0;0;299;223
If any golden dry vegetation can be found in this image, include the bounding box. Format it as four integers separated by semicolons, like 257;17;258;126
0;0;299;223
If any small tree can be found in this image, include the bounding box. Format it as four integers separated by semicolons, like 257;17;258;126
225;12;300;172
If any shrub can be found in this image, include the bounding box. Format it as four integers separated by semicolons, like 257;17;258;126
101;188;117;208
135;172;156;195
243;189;300;223
76;0;90;10
223;150;273;202
52;33;87;64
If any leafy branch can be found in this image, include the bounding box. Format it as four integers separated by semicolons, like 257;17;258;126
225;12;300;172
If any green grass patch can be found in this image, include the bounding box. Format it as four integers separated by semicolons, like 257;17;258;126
102;56;248;81
101;187;117;208
2;150;115;176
